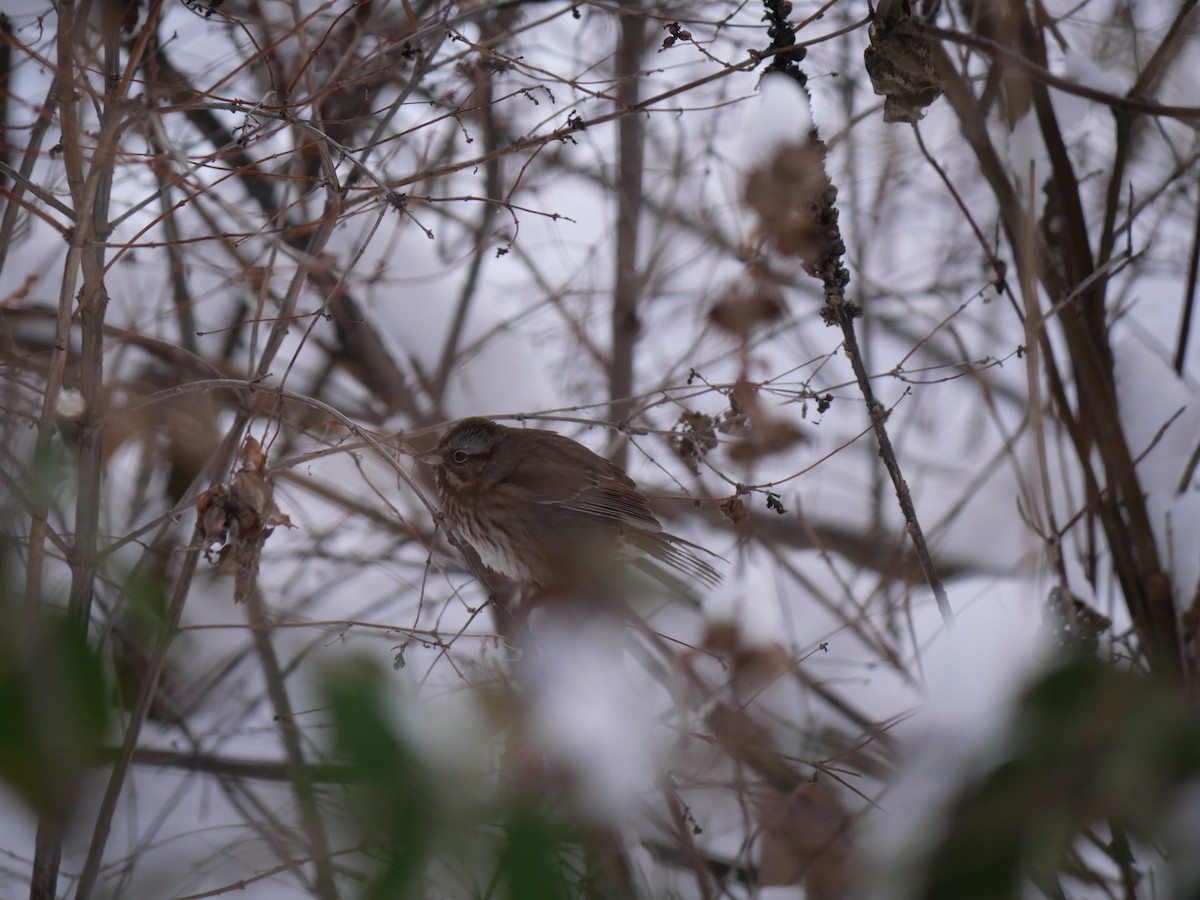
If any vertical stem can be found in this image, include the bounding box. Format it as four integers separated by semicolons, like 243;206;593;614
246;589;340;899
609;2;646;466
23;0;89;621
1019;165;1067;585
28;3;92;895
73;529;212;900
67;0;122;633
54;6;183;898
1174;192;1200;375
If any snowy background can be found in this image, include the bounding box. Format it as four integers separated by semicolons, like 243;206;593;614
2;0;1200;898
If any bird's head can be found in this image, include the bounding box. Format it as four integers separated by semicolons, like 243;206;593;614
419;417;507;491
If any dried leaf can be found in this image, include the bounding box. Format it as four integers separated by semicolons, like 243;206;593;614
724;380;807;464
756;781;852;897
707;272;787;338
702;619;793;692
195;484;234;561
717;409;751;438
863;0;942;123
672;412;719;475
727;418;806;463
720;495;749;524
195;437;292;602
240;435;267;473
744;141;836;273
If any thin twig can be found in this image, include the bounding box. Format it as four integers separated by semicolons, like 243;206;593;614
1174;189;1200;375
762;1;954;626
244;586;340;899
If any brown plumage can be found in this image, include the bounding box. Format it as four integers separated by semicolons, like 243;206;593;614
422;417;721;593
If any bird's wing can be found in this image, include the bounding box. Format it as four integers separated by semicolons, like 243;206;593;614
499;432;664;533
565;481;664;532
500;429;724;587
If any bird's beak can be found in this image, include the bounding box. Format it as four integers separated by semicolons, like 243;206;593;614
414;447;443;466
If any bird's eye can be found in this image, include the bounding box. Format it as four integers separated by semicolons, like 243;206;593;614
450;449;469;465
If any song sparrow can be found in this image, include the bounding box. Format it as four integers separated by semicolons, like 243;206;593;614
421;417;721;593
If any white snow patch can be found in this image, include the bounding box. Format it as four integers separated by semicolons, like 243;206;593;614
863;591;1048;899
522;616;658;820
740;72;814;169
1059;49;1127;97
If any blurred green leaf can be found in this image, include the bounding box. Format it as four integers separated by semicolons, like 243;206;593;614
915;653;1200;899
0;612;111;818
323;658;602;899
25;439;71;507
321;658;436;900
497;806;574;900
110;564;172;716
